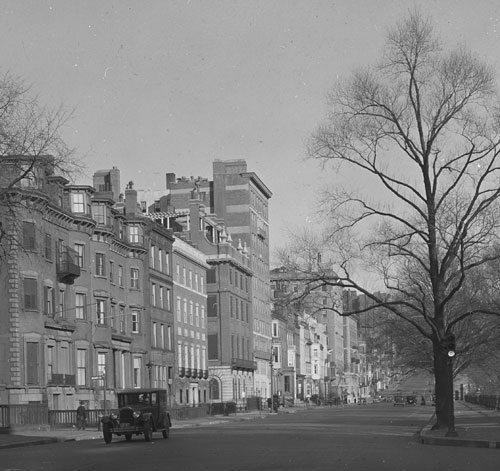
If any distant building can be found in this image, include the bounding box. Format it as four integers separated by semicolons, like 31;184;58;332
270;264;343;404
146;159;272;401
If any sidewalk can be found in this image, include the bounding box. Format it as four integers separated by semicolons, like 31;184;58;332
419;400;500;449
0;408;281;450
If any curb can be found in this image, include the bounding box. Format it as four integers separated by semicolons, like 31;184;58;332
419;424;500;449
0;437;61;449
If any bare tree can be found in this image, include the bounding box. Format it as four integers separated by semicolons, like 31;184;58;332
0;71;78;257
288;11;500;432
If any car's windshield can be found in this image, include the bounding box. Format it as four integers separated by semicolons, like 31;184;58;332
118;392;162;407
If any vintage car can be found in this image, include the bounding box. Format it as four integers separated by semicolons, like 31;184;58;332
101;388;171;443
406;395;417;406
393;395;406;406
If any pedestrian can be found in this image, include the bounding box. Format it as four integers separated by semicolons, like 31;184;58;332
76;401;87;430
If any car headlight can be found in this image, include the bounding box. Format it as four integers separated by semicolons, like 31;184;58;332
110;412;118;420
133;411;141;419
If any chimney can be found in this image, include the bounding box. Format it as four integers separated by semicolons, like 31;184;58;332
125;181;138;215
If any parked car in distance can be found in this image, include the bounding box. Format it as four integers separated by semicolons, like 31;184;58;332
406;395;417;406
393;395;406;406
101;388;171;444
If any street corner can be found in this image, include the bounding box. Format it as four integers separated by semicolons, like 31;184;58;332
419;424;500;449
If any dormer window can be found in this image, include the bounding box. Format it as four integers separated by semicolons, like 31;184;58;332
71;192;86;213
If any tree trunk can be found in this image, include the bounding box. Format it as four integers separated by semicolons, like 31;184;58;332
432;340;456;431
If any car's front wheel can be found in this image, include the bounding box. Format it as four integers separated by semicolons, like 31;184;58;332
103;424;112;444
144;420;152;442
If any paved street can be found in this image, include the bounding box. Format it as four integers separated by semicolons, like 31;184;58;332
2;404;499;471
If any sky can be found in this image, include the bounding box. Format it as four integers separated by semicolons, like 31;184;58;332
1;0;500;267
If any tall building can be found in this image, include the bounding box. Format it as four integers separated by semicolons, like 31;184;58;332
149;159;272;400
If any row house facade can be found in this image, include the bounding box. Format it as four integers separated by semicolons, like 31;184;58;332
270;264;347;404
172;236;209;407
0;158;180;410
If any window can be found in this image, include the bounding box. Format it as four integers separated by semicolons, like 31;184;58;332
45;233;52;260
182;266;186;285
23;221;36;250
201;306;205;328
92;203;108;225
158;248;163;271
75;293;86;319
167;325;172;350
165;251;170;274
176;297;181;321
130;268;139;289
189;301;194;325
272;321;279;338
129;225;140;243
109;261;114;283
152;322;157;348
44;286;55;315
195;304;199;327
97;352;107;377
150;245;155;268
189;270;193;288
96;299;106;324
151;283;156;306
118;265;123;287
131;310;140;333
26;342;39;385
71;192;85;213
47;345;54;380
74;244;85;268
207;294;218;317
95;253;105;276
208;334;218;360
160;324;165;349
200;276;204;293
159;286;164;309
110;304;116;329
166;288;171;311
133;356;141;387
24;278;38;310
119;306;126;333
59;290;65;317
76;349;87;386
183;299;188;323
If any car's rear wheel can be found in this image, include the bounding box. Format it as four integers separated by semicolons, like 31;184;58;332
144;420;152;442
125;434;132;441
103;424;112;444
162;426;169;439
